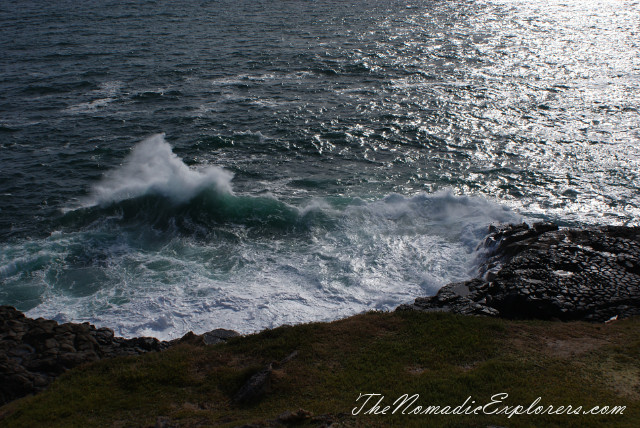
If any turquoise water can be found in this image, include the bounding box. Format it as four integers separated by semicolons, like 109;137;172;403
1;0;638;338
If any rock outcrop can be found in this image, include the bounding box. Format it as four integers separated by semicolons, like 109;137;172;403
398;222;640;321
0;306;239;406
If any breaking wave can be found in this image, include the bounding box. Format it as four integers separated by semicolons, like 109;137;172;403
2;135;521;340
82;133;234;206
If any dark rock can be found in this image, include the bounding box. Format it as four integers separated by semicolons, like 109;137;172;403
94;327;115;344
175;330;204;346
232;350;298;405
0;306;171;406
399;223;640;322
233;364;273;404
0;305;236;406
276;408;313;424
168;328;241;347
202;328;241;345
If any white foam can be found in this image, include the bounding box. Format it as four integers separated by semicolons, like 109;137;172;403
64;81;122;114
17;159;522;340
65;97;116;113
81;134;234;206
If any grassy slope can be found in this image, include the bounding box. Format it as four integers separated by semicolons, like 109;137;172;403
0;312;638;427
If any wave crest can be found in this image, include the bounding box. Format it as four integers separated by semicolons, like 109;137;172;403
82;134;233;207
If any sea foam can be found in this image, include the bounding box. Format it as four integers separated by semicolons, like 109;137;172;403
6;136;523;340
82;134;234;207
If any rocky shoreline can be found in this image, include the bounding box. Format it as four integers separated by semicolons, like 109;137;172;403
2;222;640;407
398;222;640;321
0;306;238;406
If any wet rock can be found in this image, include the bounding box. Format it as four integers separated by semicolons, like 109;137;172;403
399;222;640;322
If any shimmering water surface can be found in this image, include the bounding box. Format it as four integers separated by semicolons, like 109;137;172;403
1;0;639;338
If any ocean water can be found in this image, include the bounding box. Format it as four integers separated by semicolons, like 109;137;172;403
1;0;638;339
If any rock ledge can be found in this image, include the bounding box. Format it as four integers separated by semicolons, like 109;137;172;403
398;222;640;321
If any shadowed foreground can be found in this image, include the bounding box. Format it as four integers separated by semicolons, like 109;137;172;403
0;311;638;427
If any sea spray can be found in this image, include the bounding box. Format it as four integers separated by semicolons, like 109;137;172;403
2;136;521;340
2;0;639;340
82;134;234;207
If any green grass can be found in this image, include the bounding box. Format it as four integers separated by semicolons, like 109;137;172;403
1;312;638;427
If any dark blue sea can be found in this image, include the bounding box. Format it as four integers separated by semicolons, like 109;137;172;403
1;0;638;338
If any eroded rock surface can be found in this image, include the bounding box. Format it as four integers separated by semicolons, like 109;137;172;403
399;222;640;321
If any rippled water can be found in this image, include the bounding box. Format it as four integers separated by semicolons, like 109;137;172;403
1;0;639;338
